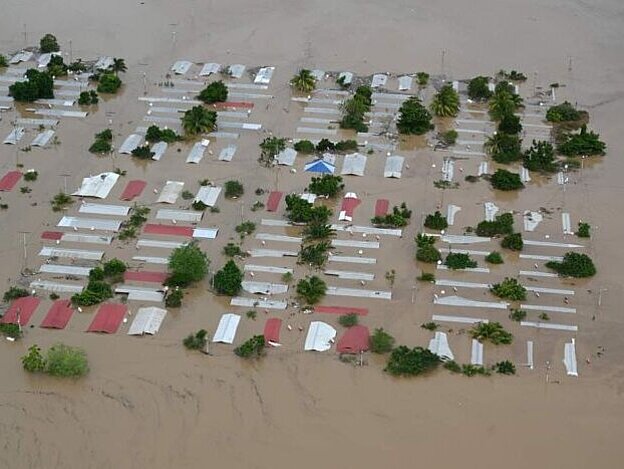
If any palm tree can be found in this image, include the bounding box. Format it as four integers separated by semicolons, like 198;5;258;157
111;58;127;76
181;106;217;136
488;91;522;121
430;84;460;117
290;69;316;93
296;276;327;304
303;222;336;241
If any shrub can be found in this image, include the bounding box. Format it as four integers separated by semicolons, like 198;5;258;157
498;113;522;135
182;105;217;136
335;140;358;152
490;169;524;191
397;96;433;135
259;136;286;166
103;258;126;279
385;346;441;376
290;69;316;92
131;145;155;159
50;192;73;211
489;87;522;121
234;335;266;358
539;313;550;321
501;232;523;251
192;201;208;211
78;90;98;105
443;360;463;373
467;76;492;101
71;280;113;306
223;243;244;257
499;70;527;81
546;101;583;123
24;171;38;183
370;328;395;353
296;276;327;304
0;54;7;67
0;323;22;339
460;364;491;377
421;322;438;331
416;233;441;263
235;221;256;237
545;252;596;278
183;329;208;350
416;72;429;87
22;345;46;373
284;195;332;224
224;180;244;198
494;360;516;375
523;140;558;173
371;203;412;228
145;125;180;143
9;69;54;102
303;222;335;241
430;84;460;117
198;80;228;103
307;174;344;197
491;277;526;301
89;267;105;281
44;344;89;377
485;132;522;164
294;140;315;154
181;190;194;200
339;90;371;132
470;322;513;345
557;125;606;156
97;73;122;94
417;272;435;282
316;138;336;152
576;222;591;238
299;240;332;268
509;309;527;322
338;313;359;328
475;213;514;237
485;251;504;264
165;288;183;308
445;252;477;270
213;260;243;296
281;272;293;284
40;33;60;53
3;287;30;302
424;211;448;230
167;243;210;287
439;129;458;145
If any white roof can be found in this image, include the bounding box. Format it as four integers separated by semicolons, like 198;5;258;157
37;52;60;68
328;255;376;265
3;127;25;145
255;233;301;243
171;60;193;75
194;186;221;207
326;286;391;300
254;66;275;84
311;70;325;81
119;134;143;154
331;239;379;249
230;297;287;309
249;249;298;258
371;73;388;88
132;256;169;265
434;295;508;310
338;72;353;85
39;264;91;276
199;63;221;76
244;264;293;274
16;118;59;127
398;75;413;91
61;233;113;245
431;314;490;325
276;148;297;166
39;246;104;261
128;307;167;335
156;209;203;222
228;64;246;79
384;155;404;178
471;339;484;365
218;145;237;162
212;313;241;344
323;270;374;281
72;172;119;199
31;130;55;147
151;141;167;161
563;339;578;377
10;51;33;64
186;141;208;164
299;193;317;204
94;56;114;70
341;153;367;176
428;332;454;361
484;202;499;222
304;321;336;352
79;203;130;216
157;181;184;204
57;216;122;232
116;286;165;302
192;228;219;239
34;109;87;118
241;281;288;295
136;239;187;249
30;280;84;293
331;224;402;237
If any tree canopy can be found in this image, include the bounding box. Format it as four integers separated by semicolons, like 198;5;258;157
198;80;228;104
181;106;217;136
385;346;441;377
546;101;584;123
430;84;460;117
97;73;122;94
470;322;513;345
490;169;524;191
166;243;210;287
307;175;344;197
490;277;526;301
557;125;606;156
290;69;316;92
397;97;433;135
424;211;448;230
39;33;60;53
467;76;492;101
285;194;331;224
213;260;243;296
9;69;54;102
296;276;327;304
485;132;522;164
545;252;596;278
523;140;558;172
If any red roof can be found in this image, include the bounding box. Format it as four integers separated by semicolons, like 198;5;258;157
340;196;361;217
124;270;168;283
143;224;193;237
1;296;41;325
0;171;22;191
263;318;282;345
337;325;370;353
266;191;283;212
40;299;74;329
314;305;368;316
212;101;254;110
375;199;389;217
87;303;127;333
120;180;146;201
41;231;63;240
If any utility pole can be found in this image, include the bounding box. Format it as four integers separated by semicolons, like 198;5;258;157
441;49;446;77
69;40;73;63
22;24;27;47
568;56;573;72
60;173;70;193
18;231;30;272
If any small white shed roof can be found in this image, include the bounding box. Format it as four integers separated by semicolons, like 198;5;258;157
254;66;275;84
241;281;288;295
276;148;297;166
398;75;413;91
338;72;353;85
212;313;241;344
304;321;336;352
78;203;130;216
428;332;454;361
31;130;55;147
72;172;119;199
228;64;246;79
57;216;122;232
157;181;184;204
128;307;168;335
119;134;143;154
194;186;221;207
218;145;237;162
384;155;404;178
371;73;388;88
186;141;208;164
199;63;221;76
151;141;167;161
341;153;367;176
171;60;193;75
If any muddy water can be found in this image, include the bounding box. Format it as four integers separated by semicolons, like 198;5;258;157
1;0;624;468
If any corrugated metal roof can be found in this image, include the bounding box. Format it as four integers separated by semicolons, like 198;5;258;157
39;264;92;276
31;130;55;147
304;321;336;352
338;72;353;85
132;256;169;264
260;219;290;227
34;109;87;118
78;203;130;216
228;64;246;78
60;233;113;245
256;233;302;243
230;297;287;310
244;264;293;274
331;239;379;249
3;127;25;145
249;249;298;258
276;148;297;166
137;239;187;249
254;66;275;84
192;228;218;239
171;60;193;75
119;134;143;154
71;172;119;199
428;332;454;361
156;181;184;204
341;153;367;176
194;186;221;207
116;285;165;302
311;70;325;81
331;224;402;237
326;286;391;300
384;155;404;178
218;121;262;130
148;141;167;161
328;255;376;265
208;131;239;139
199;63;221;76
324;270;374;281
241;281;288;295
30;280;84;293
10;51;33;63
371;74;388;88
138;96;202;105
128;307;167;334
156;209;203;222
186;141;208;164
218;145;237;161
398;75;413;91
58;216;122;232
212;313;241;343
39;246;104;260
94;56;114;70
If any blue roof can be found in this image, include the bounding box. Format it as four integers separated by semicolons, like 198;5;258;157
304;159;335;174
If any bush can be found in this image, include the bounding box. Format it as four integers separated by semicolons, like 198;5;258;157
445;252;477;270
131;145;155;159
145;125;179;143
294;140;315;154
285;195;332;224
299;241;332;268
430;84;460;117
71;280;113;306
546;101;583;123
103;258;126;278
223;243;244;257
89;138;112;154
290;69;316;92
485;132;522;164
490;169;524;191
97;73;122;94
491;277;526;301
460;364;491;377
467;76;492;101
421;322;438;331
523;140;558;173
46;54;68;78
40;33;60;53
50;192;74;211
192;201;208;211
0;54;7;68
9;69;54;102
489;87;522;121
167;243;210;287
415;233;441;263
259;136;286;166
416;72;429;87
303;222;335;241
417;272;435;282
370;328;395;354
557;125;606;156
165;288;183;308
307;174;344;197
339;89;371;132
371;203;412;228
234;335;266;358
509;309;527;322
424;211;448;230
494;360;516;375
78;90;98;105
335;140;358;152
501;232;523;251
3;287;30;302
385;346;441;376
213;260;243;296
22;345;46;373
475;213;514;237
439;129;458;145
498;114;522;135
44;344;89;377
296;276;327;304
182;105;217;136
397;96;433;135
224;180;244;198
0;323;22;339
198;80;228;103
576;222;591;238
470;322;513;345
338;313;359;328
545;252;596;278
88;267;105;281
183;329;208;350
485;251;504;264
316;138;336;152
235;221;256;237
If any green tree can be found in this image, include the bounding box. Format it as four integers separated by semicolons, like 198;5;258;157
213;260;243;296
307;175;344;197
416;72;429;87
370;328;395;353
3;286;30;302
385;346;441;376
397;97;433;135
424;211;448;230
234;335;266;358
498;113;522;135
509;309;527;322
290;69;316;92
490;169;524;191
485;251;504;264
165;288;183;308
259;136;286;166
294;140;315;154
335;140;359;152
338;313;359;327
285;195;331;224
415;233;441;263
430;84;460;117
470;322;513;345
224;180;244;198
44;343;89;377
523;140;558;172
131;145;155;159
475;213;514;237
557;125;606;156
495;360;516;375
546;101;583;123
39;33;60;53
445;253;477;270
183;329;208;350
181;105;217;136
145;125;179;143
545;252;596;278
316;138;336;152
298;242;331;268
198;80;228;103
490;277;526;301
9;69;54;102
485;132;522;164
296;276;327;304
111;58;127;75
501;232;523;251
22;345;46;373
0;54;7;67
576;222;591;238
467;76;492;101
103;258;127;279
166;243;210;287
97;73;122;94
302;222;335;241
47;55;68;77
